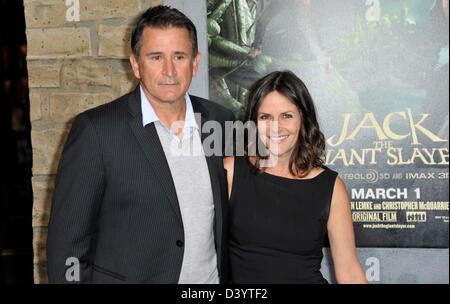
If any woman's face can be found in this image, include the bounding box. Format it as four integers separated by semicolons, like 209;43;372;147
257;91;302;160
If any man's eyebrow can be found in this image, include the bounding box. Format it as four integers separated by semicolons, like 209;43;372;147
145;52;163;56
144;51;189;56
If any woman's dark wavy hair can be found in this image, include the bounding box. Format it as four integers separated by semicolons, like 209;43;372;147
244;70;326;177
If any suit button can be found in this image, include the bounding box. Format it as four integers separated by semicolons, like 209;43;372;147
176;240;184;247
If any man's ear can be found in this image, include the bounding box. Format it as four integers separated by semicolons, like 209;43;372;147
192;52;201;77
129;54;141;80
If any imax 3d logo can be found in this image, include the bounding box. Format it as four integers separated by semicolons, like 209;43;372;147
65;257;80;282
65;0;80;22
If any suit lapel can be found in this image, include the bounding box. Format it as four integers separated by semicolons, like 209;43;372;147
127;88;183;226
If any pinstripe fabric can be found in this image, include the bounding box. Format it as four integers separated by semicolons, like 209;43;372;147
46;87;234;284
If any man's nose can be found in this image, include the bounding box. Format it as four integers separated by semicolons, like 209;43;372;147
162;58;176;77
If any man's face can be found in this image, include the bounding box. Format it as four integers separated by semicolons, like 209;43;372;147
130;26;200;105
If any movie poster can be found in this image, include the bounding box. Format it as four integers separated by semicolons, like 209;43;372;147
207;0;449;247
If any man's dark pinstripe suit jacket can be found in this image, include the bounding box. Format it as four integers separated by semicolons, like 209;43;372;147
46;87;234;284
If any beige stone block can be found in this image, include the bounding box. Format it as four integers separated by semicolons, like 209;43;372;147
98;24;132;59
24;0;68;28
142;0;164;9
33;225;49;284
32;128;69;175
34;263;49;284
113;67;138;96
49;92;113;123
62;59;112;88
27;28;91;59
29;91;43;122
33;227;48;264
80;0;141;20
27;61;61;88
32;179;54;228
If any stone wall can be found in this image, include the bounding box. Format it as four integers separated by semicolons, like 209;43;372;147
24;0;162;283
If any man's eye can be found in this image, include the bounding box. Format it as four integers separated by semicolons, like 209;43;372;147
175;55;185;60
150;56;161;61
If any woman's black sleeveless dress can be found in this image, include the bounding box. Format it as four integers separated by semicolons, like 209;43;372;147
229;157;338;284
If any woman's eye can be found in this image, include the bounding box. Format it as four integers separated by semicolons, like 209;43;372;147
259;115;268;120
282;113;293;119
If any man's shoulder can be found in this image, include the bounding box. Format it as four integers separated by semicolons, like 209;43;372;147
190;95;235;121
77;90;135;124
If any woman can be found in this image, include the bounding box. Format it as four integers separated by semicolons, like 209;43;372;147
224;70;367;284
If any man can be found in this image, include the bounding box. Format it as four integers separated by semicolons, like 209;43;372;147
47;6;234;284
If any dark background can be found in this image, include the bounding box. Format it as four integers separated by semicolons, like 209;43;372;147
0;0;33;284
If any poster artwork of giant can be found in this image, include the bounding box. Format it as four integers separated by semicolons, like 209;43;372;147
207;0;449;247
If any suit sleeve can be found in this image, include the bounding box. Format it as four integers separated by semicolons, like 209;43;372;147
47;113;105;284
